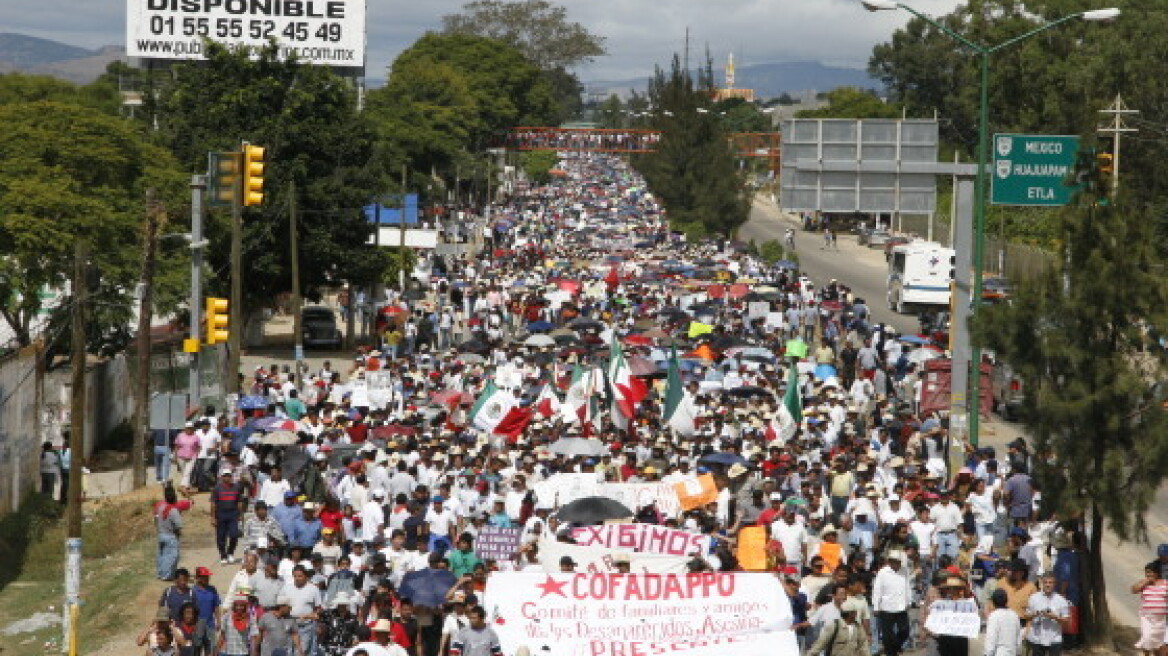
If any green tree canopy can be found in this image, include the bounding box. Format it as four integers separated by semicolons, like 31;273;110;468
974;152;1168;645
156;42;390;315
795;86;901;119
0;101;185;351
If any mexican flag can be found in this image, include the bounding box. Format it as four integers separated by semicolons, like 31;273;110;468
493;406;534;440
663;347;696;437
607;339;646;428
561;365;597;425
534;383;562;418
778;361;802;440
470;381;516;433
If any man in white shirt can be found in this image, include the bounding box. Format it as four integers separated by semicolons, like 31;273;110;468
1025;574;1070;655
871;551;911;656
931;490;964;560
769;508;808;575
284;565;323;655
360;490;386;543
425;496;456;553
909;508;936;565
258;465;291;508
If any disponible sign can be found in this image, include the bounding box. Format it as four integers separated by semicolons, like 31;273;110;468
991;134;1080;206
483;572;798;656
126;0;367;67
570;524;710;558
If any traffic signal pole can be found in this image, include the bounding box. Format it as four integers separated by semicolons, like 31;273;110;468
189;175;206;402
228;187;242;397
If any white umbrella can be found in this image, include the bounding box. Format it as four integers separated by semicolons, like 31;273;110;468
547;437;608;458
260;430;299;446
524;334;556;347
908;347;943;366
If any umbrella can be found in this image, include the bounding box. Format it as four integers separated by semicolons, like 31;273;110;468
553;333;580;345
641;327;672;340
457;339;491;355
524;334;556;347
899;335;934;346
623;334;654;347
626;356;660;377
722;386;775;400
814;364;838;381
399;568;458;607
526;320;555;332
238;395;269;410
547;437;608;458
700;452;750;467
550;328;577;337
370;425;418;440
775;260;798;269
908;348;943;366
456;353;486;364
254;417;305;432
570;318;605;331
259;430;299;446
381;304;407;315
430;390;474;406
556;496;634;524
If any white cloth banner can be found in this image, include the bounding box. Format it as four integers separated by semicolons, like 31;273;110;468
534;474;685;517
483;572;798;656
924;599;982;638
537;540;690;575
570;524;711;558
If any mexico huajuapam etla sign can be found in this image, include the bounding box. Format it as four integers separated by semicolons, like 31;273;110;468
483;572;798;656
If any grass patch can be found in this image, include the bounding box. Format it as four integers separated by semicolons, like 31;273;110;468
0;488;158;656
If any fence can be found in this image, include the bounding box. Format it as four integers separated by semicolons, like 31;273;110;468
0;347;133;516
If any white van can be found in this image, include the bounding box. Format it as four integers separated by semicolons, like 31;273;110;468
887;242;954;314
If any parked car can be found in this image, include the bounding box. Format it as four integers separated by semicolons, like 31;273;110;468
990;359;1025;420
864;229;891;248
301;306;343;350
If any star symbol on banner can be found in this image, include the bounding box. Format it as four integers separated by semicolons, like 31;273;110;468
535;574;568;598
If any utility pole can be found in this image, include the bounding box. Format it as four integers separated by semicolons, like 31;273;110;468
189;175;206;402
289;182;304;373
400;164;408;293
227;156;243;396
1098;93;1138;201
63;239;88;655
133;192;164;489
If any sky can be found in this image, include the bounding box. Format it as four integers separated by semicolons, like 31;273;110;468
7;0;965;82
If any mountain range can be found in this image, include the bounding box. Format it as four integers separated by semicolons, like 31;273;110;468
586;60;879;100
0;33;127;83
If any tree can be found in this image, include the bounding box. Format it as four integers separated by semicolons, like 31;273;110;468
156;42;391;321
441;0;606;123
637;56;750;238
796;86;901;119
0;101;185;352
973;149;1168;645
520;150;560;185
713;98;772;133
596;94;624;129
442;0;606;72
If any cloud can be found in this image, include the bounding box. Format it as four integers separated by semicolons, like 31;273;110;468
7;0;963;81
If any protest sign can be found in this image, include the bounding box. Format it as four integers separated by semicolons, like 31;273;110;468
673;474;718;511
538;540;689;575
736;526;768;571
924;599;981;638
483;572;798;656
570;524;710;557
475;526;523;561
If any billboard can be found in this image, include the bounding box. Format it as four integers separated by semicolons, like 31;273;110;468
126;0;366;68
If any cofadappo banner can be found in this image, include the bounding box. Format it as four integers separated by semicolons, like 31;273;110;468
538;541;689;575
483;572;799;656
570;524;711;557
533;473;685;517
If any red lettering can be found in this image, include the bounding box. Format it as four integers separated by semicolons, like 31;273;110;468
590;574;607;599
662;575;684;599
643;574;661;600
624;574;642;600
590;642;606;656
716;573;736;596
521;602;536;619
572;574;589;599
617;523;637;549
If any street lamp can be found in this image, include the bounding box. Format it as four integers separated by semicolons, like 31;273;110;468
860;1;1119;447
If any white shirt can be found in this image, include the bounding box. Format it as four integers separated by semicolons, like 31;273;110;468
360;500;385;543
1026;592;1069;646
871;565;911;612
259;478;291;509
910;519;936;555
426;508;456;537
984;607;1022;656
284;581;322;618
932;502;964;533
769;519;807;563
197;429;221;459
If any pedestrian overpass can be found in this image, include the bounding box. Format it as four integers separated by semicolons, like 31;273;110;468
501;127;780;168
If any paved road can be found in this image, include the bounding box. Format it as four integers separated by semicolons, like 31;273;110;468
740;200;919;335
741;196;1159;629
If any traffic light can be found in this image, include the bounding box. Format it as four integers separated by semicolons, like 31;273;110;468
208;151;240;208
242;143;265;206
205;297;229;345
1096;152;1114;176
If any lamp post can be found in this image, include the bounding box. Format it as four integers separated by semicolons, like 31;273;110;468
861;0;1119;447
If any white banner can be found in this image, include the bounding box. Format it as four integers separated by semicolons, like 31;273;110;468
126;0;367;67
924;599;981;638
534;474;685;517
571;524;710;558
538;541;690;575
483;572;798;656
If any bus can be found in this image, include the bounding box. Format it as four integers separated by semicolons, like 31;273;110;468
887;242;955;314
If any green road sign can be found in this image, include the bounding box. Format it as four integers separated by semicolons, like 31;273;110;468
991;134;1079;206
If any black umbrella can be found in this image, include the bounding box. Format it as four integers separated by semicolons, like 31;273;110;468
570;318;605;330
722;386;776;400
556;496;634;524
711;335;753;350
457;339;492;355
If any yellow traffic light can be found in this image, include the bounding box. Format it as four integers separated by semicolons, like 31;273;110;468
242;143;265;207
1097;152;1114;176
209;152;240;207
205;297;229;345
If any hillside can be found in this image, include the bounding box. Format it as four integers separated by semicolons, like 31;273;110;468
587;60;877;100
0;33;125;83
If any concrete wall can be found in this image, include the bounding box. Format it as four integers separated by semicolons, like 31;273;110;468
0;349;133;516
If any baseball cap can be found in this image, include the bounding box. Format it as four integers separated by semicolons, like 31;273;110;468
1158;544;1168;558
219;468;233;477
195;566;212;577
769;492;783;501
284;490;298;498
559;556;576;566
431;496;445;503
